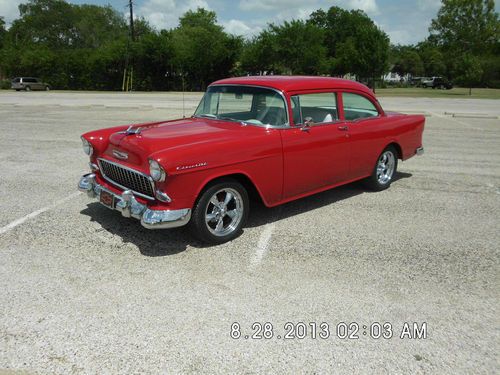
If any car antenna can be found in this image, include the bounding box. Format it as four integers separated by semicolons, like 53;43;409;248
182;72;186;118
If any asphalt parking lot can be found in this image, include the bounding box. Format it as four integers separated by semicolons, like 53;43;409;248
0;91;499;374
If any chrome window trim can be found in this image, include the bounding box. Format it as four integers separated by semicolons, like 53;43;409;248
344;115;383;124
198;84;290;128
97;158;155;201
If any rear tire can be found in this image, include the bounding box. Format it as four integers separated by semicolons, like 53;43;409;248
364;146;398;191
189;178;249;244
45;86;50;91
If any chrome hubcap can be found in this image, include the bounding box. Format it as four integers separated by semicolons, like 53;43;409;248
376;151;395;184
205;188;243;237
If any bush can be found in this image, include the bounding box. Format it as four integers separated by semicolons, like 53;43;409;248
0;78;10;89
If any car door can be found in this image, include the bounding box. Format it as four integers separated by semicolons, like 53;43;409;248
341;91;388;179
34;78;43;90
280;91;351;199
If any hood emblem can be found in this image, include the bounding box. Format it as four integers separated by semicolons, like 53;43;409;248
125;125;141;135
113;150;129;160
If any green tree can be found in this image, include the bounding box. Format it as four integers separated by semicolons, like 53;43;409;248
131;28;174;90
417;42;446;77
0;17;6;49
13;0;77;49
391;46;424;77
429;0;499;55
171;8;241;90
455;54;484;95
240;31;278;74
429;0;499;88
0;0;131;89
310;7;390;85
241;20;329;75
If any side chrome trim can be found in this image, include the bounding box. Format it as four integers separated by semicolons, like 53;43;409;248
97;158;155;201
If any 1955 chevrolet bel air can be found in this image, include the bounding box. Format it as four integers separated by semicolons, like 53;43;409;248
78;76;424;244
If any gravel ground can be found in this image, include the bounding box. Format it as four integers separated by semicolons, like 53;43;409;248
0;92;499;374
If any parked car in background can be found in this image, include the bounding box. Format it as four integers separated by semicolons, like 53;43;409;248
11;77;50;91
78;76;425;244
410;77;430;87
422;77;453;89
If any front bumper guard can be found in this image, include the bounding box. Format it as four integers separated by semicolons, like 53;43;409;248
78;173;191;229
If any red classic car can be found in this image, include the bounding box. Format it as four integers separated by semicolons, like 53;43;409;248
78;76;424;244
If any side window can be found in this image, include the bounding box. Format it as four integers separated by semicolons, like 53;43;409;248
342;93;379;121
291;93;338;125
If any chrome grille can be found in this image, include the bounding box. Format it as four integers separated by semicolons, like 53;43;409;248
98;158;154;200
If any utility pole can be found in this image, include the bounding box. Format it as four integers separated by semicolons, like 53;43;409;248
128;0;135;42
123;0;135;91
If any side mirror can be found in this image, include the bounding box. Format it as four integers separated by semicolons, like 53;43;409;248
301;117;314;131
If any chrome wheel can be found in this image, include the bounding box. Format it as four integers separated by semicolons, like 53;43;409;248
376;151;396;184
205;188;244;237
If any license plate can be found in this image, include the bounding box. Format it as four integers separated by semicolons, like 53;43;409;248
99;190;115;209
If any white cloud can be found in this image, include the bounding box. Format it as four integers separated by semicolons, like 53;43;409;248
347;0;379;15
417;0;441;12
137;0;210;30
222;19;254;36
386;29;413;45
0;0;22;25
239;0;308;12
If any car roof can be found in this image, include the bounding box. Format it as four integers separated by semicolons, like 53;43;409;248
211;76;375;96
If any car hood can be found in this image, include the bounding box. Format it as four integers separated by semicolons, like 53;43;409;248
103;117;273;171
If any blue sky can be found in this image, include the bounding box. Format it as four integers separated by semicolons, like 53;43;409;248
1;0;498;45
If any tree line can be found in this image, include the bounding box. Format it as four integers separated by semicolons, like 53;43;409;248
0;0;498;91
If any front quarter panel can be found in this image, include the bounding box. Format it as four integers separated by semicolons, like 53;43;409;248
152;127;284;209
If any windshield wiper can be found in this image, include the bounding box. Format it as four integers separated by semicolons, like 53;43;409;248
194;114;242;123
217;116;238;121
193;114;217;119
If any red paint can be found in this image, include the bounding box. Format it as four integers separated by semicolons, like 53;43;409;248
82;76;424;211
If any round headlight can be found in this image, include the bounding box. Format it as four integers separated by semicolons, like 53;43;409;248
149;159;166;182
81;137;93;156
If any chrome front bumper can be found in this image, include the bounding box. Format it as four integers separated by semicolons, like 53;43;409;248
78;173;191;229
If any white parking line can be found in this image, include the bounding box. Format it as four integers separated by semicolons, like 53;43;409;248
0;192;82;235
429;111;481;129
249;223;275;270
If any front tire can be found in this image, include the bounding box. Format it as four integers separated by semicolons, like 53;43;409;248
25;86;31;92
189;179;249;244
364;146;398;191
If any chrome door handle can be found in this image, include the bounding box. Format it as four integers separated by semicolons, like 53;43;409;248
338;125;348;131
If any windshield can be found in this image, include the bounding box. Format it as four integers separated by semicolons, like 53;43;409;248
194;85;288;126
